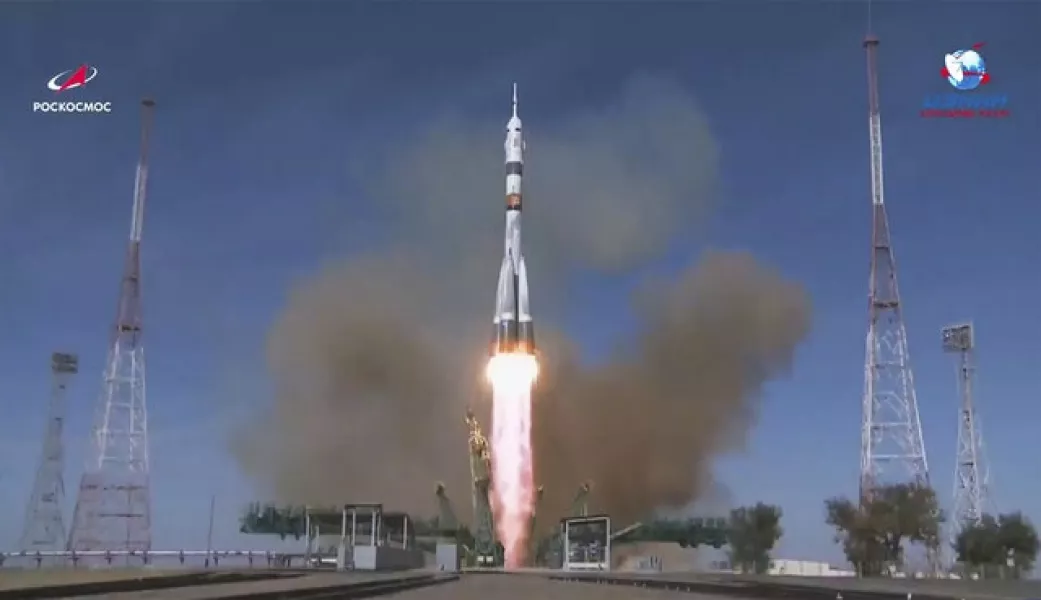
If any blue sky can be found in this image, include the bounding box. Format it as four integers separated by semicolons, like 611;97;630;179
0;2;1038;564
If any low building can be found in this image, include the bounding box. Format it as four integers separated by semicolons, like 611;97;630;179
767;558;855;577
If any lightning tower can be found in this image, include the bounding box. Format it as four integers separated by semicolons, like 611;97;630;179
68;99;156;553
20;353;78;553
942;323;990;548
858;36;933;500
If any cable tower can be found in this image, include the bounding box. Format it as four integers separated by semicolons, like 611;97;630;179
858;36;932;499
68;99;156;553
20;353;78;553
942;323;990;547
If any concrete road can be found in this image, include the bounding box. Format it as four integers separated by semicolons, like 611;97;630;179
385;575;742;599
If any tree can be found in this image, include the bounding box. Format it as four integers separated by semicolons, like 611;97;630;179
954;514;1001;577
727;503;783;574
825;483;943;576
998;512;1040;577
825;496;887;576
955;512;1040;579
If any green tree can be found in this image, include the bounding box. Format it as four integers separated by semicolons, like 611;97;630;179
955;512;1040;579
954;514;1002;577
726;503;783;574
825;483;943;576
997;512;1039;577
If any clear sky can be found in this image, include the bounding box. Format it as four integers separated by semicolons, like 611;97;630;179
0;2;1038;564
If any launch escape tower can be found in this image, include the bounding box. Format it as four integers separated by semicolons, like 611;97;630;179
20;353;78;553
858;35;934;515
465;409;499;565
68;99;156;553
943;323;990;551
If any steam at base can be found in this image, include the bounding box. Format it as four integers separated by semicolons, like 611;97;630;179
487;353;538;568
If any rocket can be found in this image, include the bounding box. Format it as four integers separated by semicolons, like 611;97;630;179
492;83;534;355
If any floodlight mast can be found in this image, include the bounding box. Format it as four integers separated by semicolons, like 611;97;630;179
943;322;990;554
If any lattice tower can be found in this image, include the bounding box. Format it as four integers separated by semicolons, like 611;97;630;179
942;323;990;548
19;353;78;553
859;35;932;497
859;34;938;571
465;408;498;563
68;99;156;553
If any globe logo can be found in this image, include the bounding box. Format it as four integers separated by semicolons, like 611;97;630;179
941;46;991;91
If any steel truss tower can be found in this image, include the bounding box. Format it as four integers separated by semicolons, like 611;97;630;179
859;36;933;500
465;408;499;566
68;99;156;553
942;323;990;547
20;353;79;553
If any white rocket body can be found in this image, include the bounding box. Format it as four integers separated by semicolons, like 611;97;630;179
492;83;534;355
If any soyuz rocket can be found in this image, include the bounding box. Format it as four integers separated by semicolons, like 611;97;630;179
492;83;534;356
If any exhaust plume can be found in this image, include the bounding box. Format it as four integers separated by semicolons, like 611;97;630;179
231;75;812;524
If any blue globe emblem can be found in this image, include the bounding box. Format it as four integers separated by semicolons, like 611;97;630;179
945;49;987;91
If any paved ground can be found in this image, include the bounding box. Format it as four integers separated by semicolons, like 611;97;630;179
69;572;429;600
583;573;1041;600
9;569;1039;600
385;575;741;600
0;568;198;590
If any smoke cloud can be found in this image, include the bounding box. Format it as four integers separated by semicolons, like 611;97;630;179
231;75;812;525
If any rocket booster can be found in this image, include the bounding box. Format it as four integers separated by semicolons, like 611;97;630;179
492;83;534;355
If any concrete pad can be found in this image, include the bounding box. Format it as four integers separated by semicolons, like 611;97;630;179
389;575;743;599
77;571;435;600
0;568;199;590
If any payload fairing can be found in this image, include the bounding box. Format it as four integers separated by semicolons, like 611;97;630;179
492;84;534;355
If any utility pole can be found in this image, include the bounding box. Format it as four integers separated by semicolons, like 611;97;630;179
68;99;157;554
206;495;216;567
20;353;78;554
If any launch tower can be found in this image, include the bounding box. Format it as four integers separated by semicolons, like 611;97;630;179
465;409;499;566
943;322;990;548
20;353;78;553
858;36;933;501
68;99;156;553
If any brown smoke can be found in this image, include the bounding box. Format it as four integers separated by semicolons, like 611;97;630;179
231;75;812;525
530;252;809;525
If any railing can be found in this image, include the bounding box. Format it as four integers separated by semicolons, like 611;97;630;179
0;549;311;569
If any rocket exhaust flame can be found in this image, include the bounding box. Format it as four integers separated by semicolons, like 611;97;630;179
487;353;537;568
488;84;537;568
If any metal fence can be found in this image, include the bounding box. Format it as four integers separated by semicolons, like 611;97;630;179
0;549;310;569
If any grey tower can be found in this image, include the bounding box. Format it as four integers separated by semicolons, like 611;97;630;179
20;353;78;553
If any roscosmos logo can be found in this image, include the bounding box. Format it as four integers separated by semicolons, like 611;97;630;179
33;64;113;114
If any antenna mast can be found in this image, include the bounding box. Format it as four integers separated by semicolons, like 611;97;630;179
68;99;156;555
